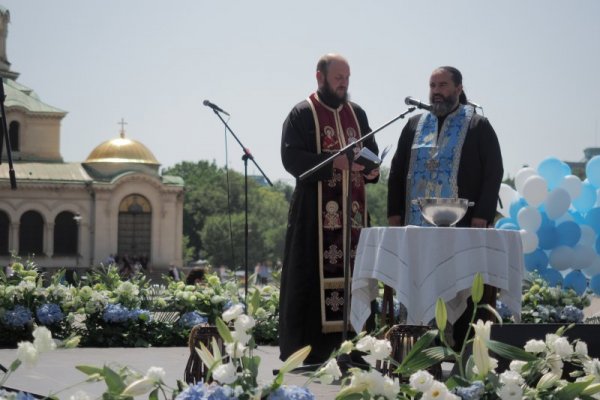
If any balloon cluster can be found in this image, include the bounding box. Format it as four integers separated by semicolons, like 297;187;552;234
496;156;600;296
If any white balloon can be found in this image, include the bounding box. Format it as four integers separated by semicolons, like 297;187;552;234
519;229;538;254
573;244;596;268
521;175;548;207
549;246;575;271
515;167;537;195
497;183;519;217
583;255;600;278
517;206;541;232
578;225;597;247
544;187;571;220
559;175;582;200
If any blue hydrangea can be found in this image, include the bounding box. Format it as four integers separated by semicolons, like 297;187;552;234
175;382;237;400
36;303;64;325
560;305;584;323
267;386;315;400
495;300;513;320
0;389;37;400
178;311;208;328
102;303;131;323
2;305;33;328
453;381;485;400
129;308;151;321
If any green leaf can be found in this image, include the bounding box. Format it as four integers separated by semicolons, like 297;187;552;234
485;339;538;362
75;365;105;376
216;317;234;343
556;376;595;400
249;289;261;316
398;329;438;366
471;273;484;304
149;388;159;400
102;365;126;393
398;346;450;374
9;359;21;372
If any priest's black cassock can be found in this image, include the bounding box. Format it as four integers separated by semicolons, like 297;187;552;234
279;96;378;363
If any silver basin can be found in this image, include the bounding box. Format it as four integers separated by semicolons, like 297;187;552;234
412;197;474;227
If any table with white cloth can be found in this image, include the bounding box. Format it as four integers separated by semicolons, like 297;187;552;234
350;226;524;332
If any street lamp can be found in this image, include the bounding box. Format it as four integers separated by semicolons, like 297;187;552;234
73;213;82;268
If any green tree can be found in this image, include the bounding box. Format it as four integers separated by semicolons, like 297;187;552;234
366;166;389;227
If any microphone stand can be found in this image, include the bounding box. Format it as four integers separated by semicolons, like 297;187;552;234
0;78;17;189
207;108;272;306
283;106;416;375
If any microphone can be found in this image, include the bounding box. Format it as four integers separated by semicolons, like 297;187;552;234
404;96;431;111
203;100;230;116
467;100;482;109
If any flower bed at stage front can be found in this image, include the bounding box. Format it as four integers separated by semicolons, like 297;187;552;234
0;260;279;348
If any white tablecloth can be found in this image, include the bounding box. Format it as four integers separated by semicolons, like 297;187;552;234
350;226;523;332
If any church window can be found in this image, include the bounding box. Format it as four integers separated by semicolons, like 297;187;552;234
118;194;151;265
9;121;19;151
53;211;78;255
0;210;9;255
19;210;43;256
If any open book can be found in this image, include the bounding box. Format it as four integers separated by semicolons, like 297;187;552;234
355;145;391;173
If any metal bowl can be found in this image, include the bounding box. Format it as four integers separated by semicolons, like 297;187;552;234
412;197;474;227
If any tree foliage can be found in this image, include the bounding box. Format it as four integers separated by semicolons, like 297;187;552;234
164;161;389;268
163;161;289;268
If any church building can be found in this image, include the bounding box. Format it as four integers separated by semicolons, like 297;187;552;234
0;6;184;272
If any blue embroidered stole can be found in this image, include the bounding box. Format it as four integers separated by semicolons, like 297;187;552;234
405;105;473;225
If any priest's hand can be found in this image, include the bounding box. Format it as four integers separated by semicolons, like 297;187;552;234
388;215;403;226
333;154;365;172
363;167;379;180
471;217;488;228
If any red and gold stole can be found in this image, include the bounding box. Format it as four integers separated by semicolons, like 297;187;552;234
307;92;368;333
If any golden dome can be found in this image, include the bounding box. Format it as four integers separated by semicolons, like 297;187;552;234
85;132;159;165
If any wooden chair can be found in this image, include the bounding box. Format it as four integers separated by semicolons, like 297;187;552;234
376;324;442;381
184;324;225;384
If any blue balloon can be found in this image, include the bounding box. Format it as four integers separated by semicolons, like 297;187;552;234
524;248;549;272
537;225;559;250
540;268;563;287
563;270;587;295
568;209;586;225
539;211;556;229
495;217;516;229
538;157;567;190
556;221;582;247
498;223;519;230
573;181;597;214
595;235;600;254
586;156;600;188
585;207;600;234
509;198;527;221
561;161;572;176
590;274;600;295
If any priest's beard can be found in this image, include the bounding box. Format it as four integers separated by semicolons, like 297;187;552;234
430;93;458;117
319;80;349;108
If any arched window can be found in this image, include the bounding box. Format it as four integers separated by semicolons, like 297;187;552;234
9;121;19;152
118;194;151;266
19;210;44;256
0;210;9;255
53;211;78;255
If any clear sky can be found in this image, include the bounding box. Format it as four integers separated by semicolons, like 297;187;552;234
2;1;599;185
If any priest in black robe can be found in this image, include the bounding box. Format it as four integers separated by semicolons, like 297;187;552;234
387;66;503;350
279;54;379;364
